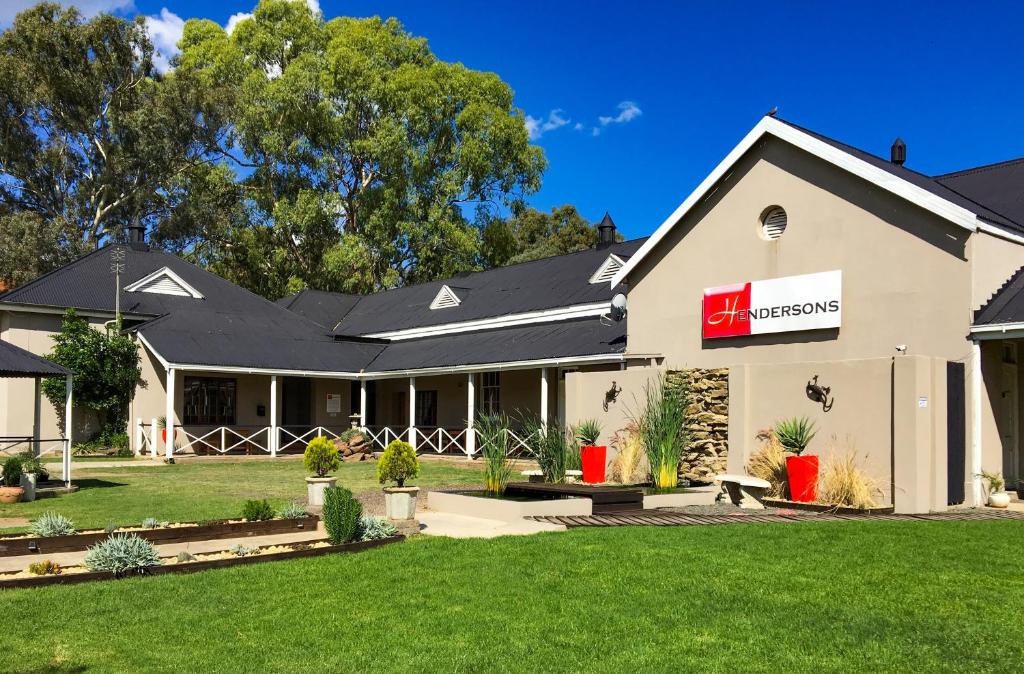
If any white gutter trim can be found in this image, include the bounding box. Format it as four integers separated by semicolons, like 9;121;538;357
970;323;1024;338
136;332;171;370
610;116;982;287
362;353;625;379
361;302;610;341
976;220;1024;246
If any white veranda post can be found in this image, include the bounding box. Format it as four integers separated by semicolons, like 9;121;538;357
540;368;549;429
32;376;41;457
466;373;475;457
63;374;73;487
165;367;176;460
408;377;417;450
359;379;367;428
270;375;278;457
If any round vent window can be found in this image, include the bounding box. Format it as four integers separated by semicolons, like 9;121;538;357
760;206;787;240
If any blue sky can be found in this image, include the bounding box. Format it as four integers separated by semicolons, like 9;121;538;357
5;0;1024;240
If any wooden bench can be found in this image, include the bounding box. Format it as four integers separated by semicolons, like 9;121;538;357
715;474;771;510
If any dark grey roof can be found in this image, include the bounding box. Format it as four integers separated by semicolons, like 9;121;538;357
774;117;1024;235
275;289;361;329
973;266;1024;326
332;238;646;336
934;159;1024;230
135;308;385;373
364;318;626;372
0;340;68;378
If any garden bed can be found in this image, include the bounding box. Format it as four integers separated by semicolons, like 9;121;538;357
428;490;591;521
0;516;319;557
762;498;894;515
0;534;402;590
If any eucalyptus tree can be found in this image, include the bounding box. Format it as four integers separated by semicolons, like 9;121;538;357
0;3;223;282
172;0;545;296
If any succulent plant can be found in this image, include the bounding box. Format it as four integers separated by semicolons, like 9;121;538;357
83;534;162;575
356;515;398;541
30;512;76;538
278;502;308;519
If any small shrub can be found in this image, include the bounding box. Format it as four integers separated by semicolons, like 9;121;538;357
242;499;276;522
105;522;119;534
747;429;789;498
610;422;644;484
141;517;162;529
377;440;419;487
304;436;340;478
30;512;76;537
817;449;881;509
774;417;817;455
356;515;398;541
322;486;362;544
27;560;62;576
278;502;308;519
338;428;362;444
18;452;48;481
1;456;24;487
83;534;162;575
176;551;195;563
979;470;1006;493
476;414;514;496
228;544;260;557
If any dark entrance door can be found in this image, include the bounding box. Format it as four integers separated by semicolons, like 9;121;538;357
282;377;312;427
946;361;966;506
349;380;377;425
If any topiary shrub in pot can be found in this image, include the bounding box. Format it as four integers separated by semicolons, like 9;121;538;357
0;456;25;504
377;440;420;520
979;470;1010;509
303;436;340;507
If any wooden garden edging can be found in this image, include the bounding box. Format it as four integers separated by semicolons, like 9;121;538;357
0;517;320;557
761;499;895;515
0;534;404;590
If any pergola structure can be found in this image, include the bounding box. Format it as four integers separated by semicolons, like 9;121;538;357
0;340;73;487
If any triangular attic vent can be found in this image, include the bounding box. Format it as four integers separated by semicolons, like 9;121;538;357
124;267;204;299
589;254;624;284
429;285;462;310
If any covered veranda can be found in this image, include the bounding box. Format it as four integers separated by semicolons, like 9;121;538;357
0;340;73;487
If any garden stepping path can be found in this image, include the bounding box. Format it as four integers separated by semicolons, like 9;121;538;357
0;526;328;574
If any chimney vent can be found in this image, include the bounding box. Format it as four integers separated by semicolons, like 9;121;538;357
890;137;906;166
127;217;148;250
596;212;616;248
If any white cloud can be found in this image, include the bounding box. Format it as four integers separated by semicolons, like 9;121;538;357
524;109;570;140
225;11;253;34
0;0;135;26
573;122;583;131
598;101;642;126
144;7;184;73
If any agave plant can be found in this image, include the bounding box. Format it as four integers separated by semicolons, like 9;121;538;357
30;512;76;538
574;419;602;446
636;377;687;491
83;534;162;576
774;417;817;455
475;414;515;496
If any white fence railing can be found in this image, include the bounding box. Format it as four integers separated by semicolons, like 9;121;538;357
0;436;72;486
277;426;346;454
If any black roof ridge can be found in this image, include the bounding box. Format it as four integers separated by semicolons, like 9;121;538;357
975;265;1024;324
933;157;1024;180
772;116;1024;232
358;236;650;300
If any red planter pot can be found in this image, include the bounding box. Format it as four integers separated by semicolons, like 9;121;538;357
786;455;819;502
580;445;607;484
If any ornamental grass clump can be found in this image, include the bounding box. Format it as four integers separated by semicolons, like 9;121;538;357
304;436;340;478
636;376;688;491
525;417;572;483
747;429;789;498
356;515;398;541
476;414;514;495
84;534;162;576
610;422;644;484
774;417;817;455
30;512;76;537
242;499;276;521
322;486;362;544
377;440;419;487
817;449;881;509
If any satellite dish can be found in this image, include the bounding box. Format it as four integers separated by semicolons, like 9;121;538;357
609;293;627;322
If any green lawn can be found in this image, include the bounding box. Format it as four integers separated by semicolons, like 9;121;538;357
0;459;484;531
2;520;1022;672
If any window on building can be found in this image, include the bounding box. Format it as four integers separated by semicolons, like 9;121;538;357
480;372;500;416
183;377;236;425
416;390;438;427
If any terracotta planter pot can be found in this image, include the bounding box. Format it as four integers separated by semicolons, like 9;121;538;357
785;455;819;502
0;486;25;504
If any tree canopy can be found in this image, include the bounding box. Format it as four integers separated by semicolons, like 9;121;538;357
481;205;622;268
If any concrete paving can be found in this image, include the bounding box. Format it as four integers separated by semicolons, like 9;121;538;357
0;525;328;573
418;511;566;538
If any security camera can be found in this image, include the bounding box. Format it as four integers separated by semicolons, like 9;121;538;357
895;344;908;354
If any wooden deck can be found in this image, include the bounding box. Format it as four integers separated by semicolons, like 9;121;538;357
504;482;644;514
528;508;1024;528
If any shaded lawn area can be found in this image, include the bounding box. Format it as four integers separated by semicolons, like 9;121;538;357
3;520;1023;673
0;459;484;532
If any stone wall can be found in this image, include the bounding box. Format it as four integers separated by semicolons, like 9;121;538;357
666;368;729;484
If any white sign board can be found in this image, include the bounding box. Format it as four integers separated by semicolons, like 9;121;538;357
326;393;341;415
703;270;842;339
